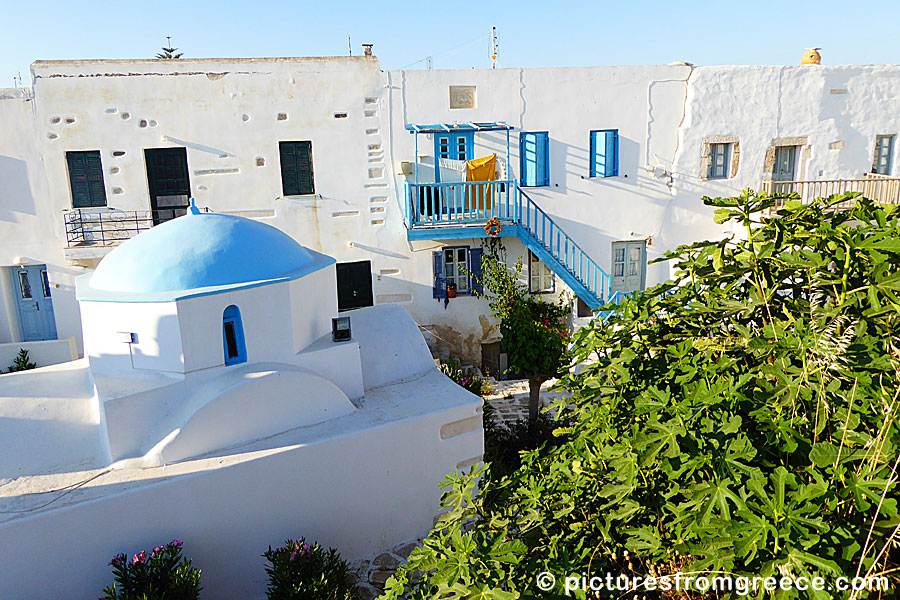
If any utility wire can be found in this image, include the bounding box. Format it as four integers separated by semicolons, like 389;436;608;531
397;34;491;70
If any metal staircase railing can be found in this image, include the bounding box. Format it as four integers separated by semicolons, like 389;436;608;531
515;189;610;309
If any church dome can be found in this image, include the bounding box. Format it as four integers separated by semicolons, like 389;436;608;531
89;205;316;294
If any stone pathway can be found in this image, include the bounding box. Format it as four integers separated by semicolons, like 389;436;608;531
481;377;570;425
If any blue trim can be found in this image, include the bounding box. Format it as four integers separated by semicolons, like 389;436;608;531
407;224;516;241
406;122;512;133
222;304;247;366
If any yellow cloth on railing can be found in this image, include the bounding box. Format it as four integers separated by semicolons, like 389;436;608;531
466;154;497;212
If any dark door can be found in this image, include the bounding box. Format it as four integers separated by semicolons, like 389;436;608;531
145;148;191;224
336;261;374;312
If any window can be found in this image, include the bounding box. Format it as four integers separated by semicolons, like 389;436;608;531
874;135;895;175
520;131;549;187
589;129;619;177
435;132;473;161
707;143;732;179
40;270;51;298
529;251;555;294
17;270;31;299
279;141;315;196
432;247;483;299
222;305;247;366
66;150;107;208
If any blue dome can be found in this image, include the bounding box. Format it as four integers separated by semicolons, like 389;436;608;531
89;209;316;294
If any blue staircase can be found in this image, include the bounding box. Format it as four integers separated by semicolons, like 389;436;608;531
404;181;611;309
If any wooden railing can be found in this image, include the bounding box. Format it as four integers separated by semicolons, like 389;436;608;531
761;173;900;207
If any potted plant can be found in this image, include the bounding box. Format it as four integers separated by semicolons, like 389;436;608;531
446;281;457;298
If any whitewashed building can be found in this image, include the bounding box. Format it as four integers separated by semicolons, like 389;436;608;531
0;206;483;599
1;54;899;367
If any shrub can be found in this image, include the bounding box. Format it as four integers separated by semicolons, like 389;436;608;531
102;540;201;600
6;348;36;373
263;538;357;600
383;192;900;599
439;357;486;397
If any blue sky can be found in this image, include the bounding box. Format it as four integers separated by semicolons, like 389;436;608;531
4;0;900;85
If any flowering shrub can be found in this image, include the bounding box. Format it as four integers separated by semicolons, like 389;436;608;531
101;539;201;600
263;538;357;600
439;357;485;396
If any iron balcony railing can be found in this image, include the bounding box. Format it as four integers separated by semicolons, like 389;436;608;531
63;207;204;248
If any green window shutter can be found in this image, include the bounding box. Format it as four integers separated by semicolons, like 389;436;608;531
67;151;107;208
279;141;315;196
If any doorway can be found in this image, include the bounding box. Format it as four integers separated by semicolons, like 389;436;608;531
773;145;799;182
9;265;57;341
611;241;646;295
336;261;374;312
145;148;191;225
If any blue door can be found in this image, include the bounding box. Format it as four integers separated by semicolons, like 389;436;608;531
10;265;57;341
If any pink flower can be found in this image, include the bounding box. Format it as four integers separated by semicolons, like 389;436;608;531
132;551;146;564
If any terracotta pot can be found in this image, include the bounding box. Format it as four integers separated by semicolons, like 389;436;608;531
447;287;457;299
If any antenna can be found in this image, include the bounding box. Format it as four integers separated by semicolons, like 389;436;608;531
426;56;433;70
491;26;498;69
348;36;352;56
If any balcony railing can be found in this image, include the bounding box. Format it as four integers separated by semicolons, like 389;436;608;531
64;208;198;247
404;180;517;226
762;173;900;208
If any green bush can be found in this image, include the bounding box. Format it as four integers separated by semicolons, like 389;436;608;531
382;192;900;599
5;348;36;373
482;399;570;478
264;538;357;600
102;540;201;600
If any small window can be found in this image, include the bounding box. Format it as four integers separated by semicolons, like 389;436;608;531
432;247;483;299
613;247;626;278
40;269;52;298
222;305;247;366
279;141;315;196
520;131;549;187
66;150;108;208
529;251;555;294
589;129;619;177
707;143;732;179
874;135;895;175
17;270;32;299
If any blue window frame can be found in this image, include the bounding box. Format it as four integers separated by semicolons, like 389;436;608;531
222;305;247;366
590;129;619;177
432;246;483;299
520;131;549;187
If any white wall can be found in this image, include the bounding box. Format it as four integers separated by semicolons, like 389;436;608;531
7;60;900;364
0;378;482;600
0;337;77;370
0;89;81;348
0;359;109;478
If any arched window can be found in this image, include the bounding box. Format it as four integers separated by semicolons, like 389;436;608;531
222;305;246;365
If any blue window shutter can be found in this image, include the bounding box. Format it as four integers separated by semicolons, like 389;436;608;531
604;130;619;177
520;133;533;186
590;130;619;178
538;132;549;186
432;251;446;299
469;248;483;295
